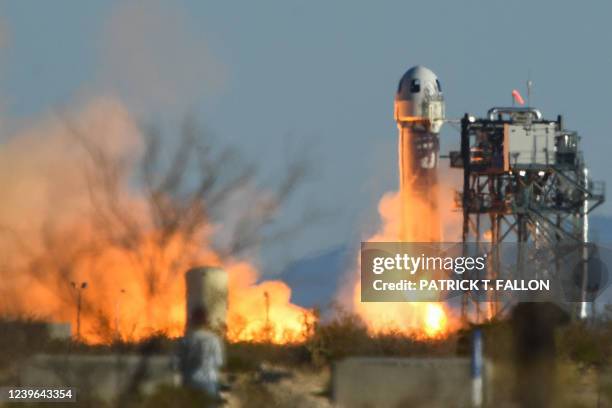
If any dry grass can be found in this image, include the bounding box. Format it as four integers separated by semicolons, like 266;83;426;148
4;313;612;407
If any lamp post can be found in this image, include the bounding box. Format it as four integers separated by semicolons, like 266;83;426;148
115;289;126;340
71;281;87;341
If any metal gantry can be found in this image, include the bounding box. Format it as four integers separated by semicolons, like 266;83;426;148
451;107;605;322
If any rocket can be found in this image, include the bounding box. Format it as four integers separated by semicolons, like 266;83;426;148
394;65;445;193
394;65;445;241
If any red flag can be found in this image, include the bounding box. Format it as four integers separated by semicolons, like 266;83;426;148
512;89;525;106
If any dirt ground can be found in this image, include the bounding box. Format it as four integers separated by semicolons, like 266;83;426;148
223;365;333;408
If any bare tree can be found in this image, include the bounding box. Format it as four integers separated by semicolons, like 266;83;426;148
54;115;315;339
0;113;317;342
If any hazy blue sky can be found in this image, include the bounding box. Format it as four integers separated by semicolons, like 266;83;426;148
2;1;611;272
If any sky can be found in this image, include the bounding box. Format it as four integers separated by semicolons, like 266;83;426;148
1;0;612;274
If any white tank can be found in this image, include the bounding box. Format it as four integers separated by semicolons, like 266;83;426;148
394;65;445;134
185;267;228;333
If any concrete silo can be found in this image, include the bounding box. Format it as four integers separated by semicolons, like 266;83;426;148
185;267;228;333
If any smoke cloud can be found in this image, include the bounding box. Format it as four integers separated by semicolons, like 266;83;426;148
0;2;310;344
97;0;226;113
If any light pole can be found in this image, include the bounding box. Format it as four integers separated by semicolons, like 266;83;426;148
114;289;126;340
71;281;87;341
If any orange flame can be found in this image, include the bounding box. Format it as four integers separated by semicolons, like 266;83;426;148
423;303;448;337
0;99;312;344
226;262;314;343
345;128;460;339
348;190;456;339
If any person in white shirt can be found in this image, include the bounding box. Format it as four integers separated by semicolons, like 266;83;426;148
177;307;224;398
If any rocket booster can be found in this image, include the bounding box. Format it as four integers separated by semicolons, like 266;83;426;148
394;66;445;242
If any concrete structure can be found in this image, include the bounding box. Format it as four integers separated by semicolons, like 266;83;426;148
0;321;71;341
19;354;176;403
185;267;228;332
46;322;72;340
333;357;492;407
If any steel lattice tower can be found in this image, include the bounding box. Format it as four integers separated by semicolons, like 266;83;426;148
451;107;605;322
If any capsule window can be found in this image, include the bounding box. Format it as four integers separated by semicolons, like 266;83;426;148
436;79;442;92
410;79;421;93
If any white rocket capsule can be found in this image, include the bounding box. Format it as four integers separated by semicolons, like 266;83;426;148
394;65;445;134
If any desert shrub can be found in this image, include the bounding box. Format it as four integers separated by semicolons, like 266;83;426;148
558;320;612;368
473;319;514;361
224;310;458;372
225;341;310;372
306;310;457;365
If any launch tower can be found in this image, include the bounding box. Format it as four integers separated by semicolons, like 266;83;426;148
451;107;605;320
